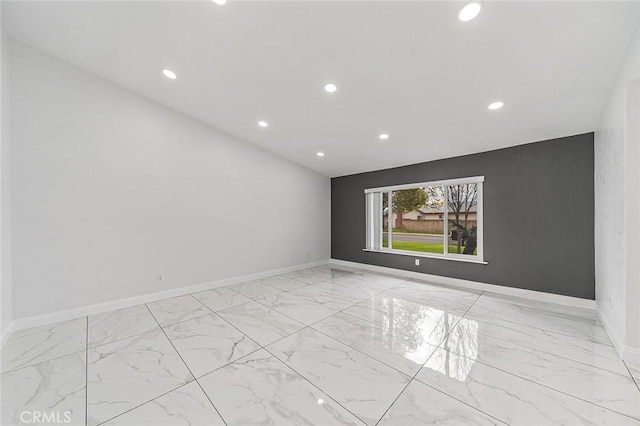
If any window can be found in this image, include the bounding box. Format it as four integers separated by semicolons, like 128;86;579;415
365;176;484;263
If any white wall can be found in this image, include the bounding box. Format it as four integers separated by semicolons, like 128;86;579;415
9;40;330;320
595;23;640;360
625;78;640;361
0;12;12;340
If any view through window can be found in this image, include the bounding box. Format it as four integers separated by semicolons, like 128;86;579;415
366;177;483;261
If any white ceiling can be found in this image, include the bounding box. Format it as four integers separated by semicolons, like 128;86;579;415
3;1;639;177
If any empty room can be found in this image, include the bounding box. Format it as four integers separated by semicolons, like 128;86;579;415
0;0;639;425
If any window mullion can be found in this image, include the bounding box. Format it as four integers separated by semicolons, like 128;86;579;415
444;186;449;256
364;178;483;263
388;190;393;250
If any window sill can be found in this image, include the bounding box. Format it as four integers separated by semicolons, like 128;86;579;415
362;248;488;264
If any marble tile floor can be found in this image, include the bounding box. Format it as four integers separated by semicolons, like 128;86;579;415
2;265;639;425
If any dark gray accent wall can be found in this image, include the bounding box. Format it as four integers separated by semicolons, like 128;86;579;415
331;133;595;299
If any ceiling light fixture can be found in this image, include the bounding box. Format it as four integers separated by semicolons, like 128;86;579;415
488;101;505;110
316;152;325;157
258;120;268;128
211;0;227;5
162;69;177;80
324;82;338;93
458;0;483;22
379;133;390;140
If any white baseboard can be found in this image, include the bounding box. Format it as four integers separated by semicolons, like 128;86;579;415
330;259;596;310
596;304;625;358
6;259;329;338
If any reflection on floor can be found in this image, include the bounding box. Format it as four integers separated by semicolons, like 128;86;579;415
2;265;639;425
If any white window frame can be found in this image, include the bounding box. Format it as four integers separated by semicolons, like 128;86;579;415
364;176;486;264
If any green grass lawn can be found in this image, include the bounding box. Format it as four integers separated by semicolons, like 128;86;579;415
389;228;443;235
383;240;477;255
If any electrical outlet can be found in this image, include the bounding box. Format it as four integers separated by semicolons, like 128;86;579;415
307;251;310;258
415;259;420;266
156;274;163;283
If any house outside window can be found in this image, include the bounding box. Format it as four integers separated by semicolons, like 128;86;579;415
365;176;484;263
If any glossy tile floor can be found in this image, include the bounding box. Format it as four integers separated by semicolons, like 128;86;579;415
2;265;639;425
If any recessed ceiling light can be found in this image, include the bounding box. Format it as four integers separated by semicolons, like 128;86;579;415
458;0;483;22
488;101;505;110
379;133;390;140
212;0;227;5
324;82;338;93
317;399;324;405
316;152;325;157
258;120;268;128
162;69;177;80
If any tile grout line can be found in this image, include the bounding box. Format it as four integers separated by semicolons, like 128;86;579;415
187;288;371;424
189;274;403;423
10;268;590;425
622;360;640;392
471;327;634;378
472;316;616;349
416;297;640;423
86;270;360;356
461;297;620;362
184;293;274;380
315;278;612;353
454;300;640;420
0;346;88;376
337;295;472;343
0;269;427;423
226;278;416;424
200;268;394;315
83;275;370;357
210;270;393;346
176;274;640;423
306;325;418;379
467;300;614;348
85;275;609;373
2;317;89;376
166;278;640;423
424;291;515;425
187;293;265;349
145;304;230;426
248;292;341;319
193;346;266;380
440;292;640;422
237;277;417;357
13;267;618;425
85;280;356;389
197;274;396;379
256;285;386;325
243;284;393;351
256;277;312;292
372;291;487;425
85;315;207;353
414;365;640;424
292;282;442;379
228;269;341;297
412;380;509;426
86;296;228;354
95;381;194;426
260;344;370;425
5;285;309;424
